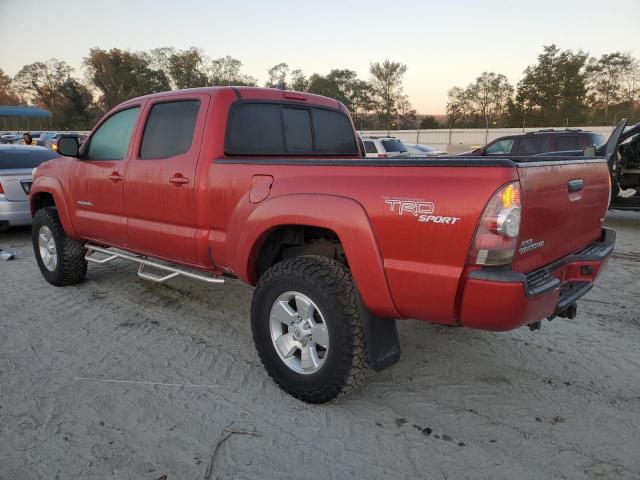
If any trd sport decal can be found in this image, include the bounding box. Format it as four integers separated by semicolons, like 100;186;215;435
384;197;461;225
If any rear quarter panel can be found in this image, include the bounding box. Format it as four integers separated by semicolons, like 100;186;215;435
205;161;516;323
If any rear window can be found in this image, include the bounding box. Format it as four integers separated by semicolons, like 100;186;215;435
380;139;407;153
364;141;377;153
516;137;546;155
226;102;357;156
140;100;200;159
0;147;59;169
555;136;579;151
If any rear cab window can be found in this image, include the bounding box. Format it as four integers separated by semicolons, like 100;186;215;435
226;102;358;156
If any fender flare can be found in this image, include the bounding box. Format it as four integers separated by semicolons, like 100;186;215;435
30;176;78;239
230;193;400;319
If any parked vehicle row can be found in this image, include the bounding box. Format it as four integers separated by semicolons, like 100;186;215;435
27;86;615;403
360;136;443;158
0;144;59;229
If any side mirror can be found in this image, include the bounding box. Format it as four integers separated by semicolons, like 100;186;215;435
583;145;596;157
57;136;80;157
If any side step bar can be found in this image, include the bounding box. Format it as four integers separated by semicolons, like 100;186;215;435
84;244;225;285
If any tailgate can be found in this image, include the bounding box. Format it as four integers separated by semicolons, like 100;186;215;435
0;171;32;201
511;159;610;273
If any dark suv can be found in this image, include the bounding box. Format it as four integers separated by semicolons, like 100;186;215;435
464;129;606;156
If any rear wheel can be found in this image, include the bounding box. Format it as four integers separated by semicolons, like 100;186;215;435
32;207;87;286
251;255;371;403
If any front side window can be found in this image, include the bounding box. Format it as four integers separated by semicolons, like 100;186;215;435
87;107;140;161
485;139;515;155
140;100;200;159
226;103;357;156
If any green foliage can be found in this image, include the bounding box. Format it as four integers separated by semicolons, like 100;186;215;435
209;56;257;86
369;60;407;130
167;48;209;89
419;115;440;129
515;44;589;126
83;48;171;110
0;68;20;105
265;63;289;89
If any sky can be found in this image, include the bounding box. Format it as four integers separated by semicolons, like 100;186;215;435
0;0;637;114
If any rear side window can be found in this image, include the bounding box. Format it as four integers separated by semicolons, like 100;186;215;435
0;147;59;169
87;107;140;161
555;136;579;151
226;102;357;156
516;137;546;155
313;109;357;154
381;139;407;153
140;100;200;159
364;141;377;153
590;133;606;146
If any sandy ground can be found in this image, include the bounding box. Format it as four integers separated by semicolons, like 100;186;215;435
1;212;639;480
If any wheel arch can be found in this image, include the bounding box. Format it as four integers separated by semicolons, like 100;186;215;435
30;177;78;238
233;194;399;318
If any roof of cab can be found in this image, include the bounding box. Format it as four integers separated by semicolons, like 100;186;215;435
121;86;343;111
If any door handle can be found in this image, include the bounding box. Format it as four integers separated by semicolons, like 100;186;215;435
567;179;584;192
108;172;123;182
169;175;189;185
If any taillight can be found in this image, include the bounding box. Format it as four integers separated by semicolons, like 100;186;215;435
468;182;521;266
378;153;388;159
0;182;4;194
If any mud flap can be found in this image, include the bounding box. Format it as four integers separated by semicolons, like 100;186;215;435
360;305;401;371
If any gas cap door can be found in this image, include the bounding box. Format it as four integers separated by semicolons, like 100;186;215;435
250;175;274;204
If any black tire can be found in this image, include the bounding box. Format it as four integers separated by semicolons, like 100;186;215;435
32;207;87;286
251;255;371;403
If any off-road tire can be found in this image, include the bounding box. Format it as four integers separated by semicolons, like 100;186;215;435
32;207;87;286
251;255;371;403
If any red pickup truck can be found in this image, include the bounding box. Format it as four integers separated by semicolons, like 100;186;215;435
29;87;615;403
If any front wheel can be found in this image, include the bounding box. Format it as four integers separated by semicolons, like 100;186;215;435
32;207;87;286
251;255;371;403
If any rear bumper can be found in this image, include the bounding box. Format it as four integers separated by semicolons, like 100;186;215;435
0;197;32;227
459;228;615;331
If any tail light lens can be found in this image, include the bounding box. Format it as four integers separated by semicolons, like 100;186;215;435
378;153;388;159
0;182;4;194
468;182;521;266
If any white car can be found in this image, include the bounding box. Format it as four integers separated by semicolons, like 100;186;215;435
360;136;410;159
404;143;446;157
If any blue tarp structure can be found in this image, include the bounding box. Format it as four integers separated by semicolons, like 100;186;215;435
0;105;53;131
0;106;52;118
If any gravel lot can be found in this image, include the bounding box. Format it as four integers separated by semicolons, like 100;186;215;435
1;212;639;480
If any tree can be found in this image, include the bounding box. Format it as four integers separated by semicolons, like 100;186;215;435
620;58;640;107
515;45;589;126
167;47;208;89
419;115;440;129
13;59;73;111
56;78;99;130
446;86;474;127
587;52;635;122
0;68;20;105
208;56;256;86
369;60;407;131
265;63;289;89
290;69;308;92
84;48;171;110
467;72;513;128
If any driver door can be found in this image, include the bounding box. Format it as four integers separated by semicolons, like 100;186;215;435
70;105;143;247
